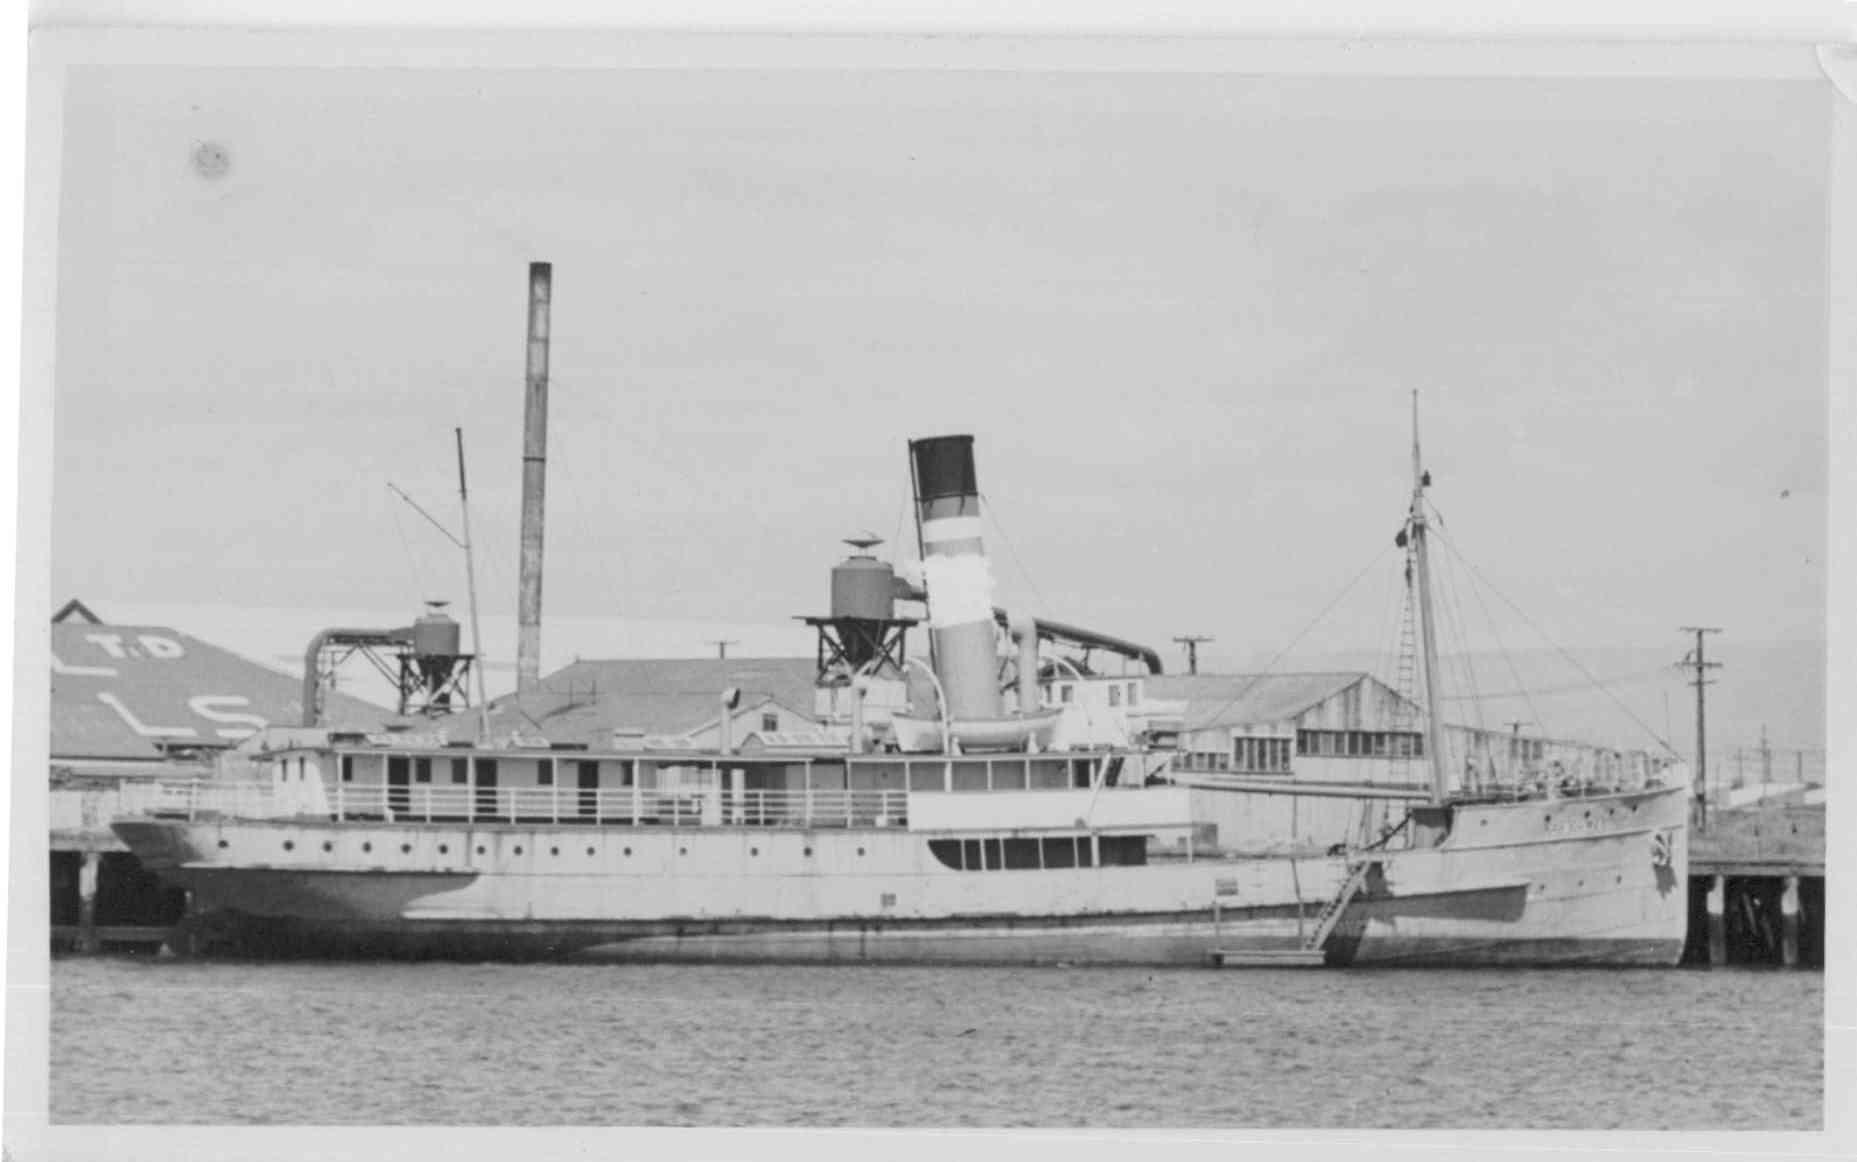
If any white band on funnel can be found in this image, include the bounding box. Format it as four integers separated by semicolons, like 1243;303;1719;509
923;554;996;628
921;516;985;545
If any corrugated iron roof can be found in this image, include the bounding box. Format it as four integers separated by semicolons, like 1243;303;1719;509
381;686;809;749
51;621;389;762
541;657;819;709
1144;672;1371;731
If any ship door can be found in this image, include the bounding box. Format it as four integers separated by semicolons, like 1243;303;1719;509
577;761;599;820
386;756;411;818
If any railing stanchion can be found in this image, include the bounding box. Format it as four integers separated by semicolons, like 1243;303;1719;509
336;783;345;822
633;783;642;826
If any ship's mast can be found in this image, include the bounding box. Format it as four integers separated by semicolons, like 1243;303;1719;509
1408;392;1450;805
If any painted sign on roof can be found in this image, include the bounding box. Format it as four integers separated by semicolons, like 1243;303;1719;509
51;621;388;762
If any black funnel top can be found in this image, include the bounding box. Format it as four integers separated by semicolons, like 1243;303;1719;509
909;435;978;503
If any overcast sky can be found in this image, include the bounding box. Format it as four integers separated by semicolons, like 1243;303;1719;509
48;64;1829;694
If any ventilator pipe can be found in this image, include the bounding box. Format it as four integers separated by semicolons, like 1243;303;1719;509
1009;610;1040;717
301;626;415;726
718;687;742;754
850;674;871;755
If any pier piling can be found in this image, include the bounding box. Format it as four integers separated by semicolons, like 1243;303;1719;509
1706;874;1726;967
1780;875;1800;968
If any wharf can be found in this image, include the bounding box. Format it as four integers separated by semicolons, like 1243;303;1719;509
1685;800;1823;968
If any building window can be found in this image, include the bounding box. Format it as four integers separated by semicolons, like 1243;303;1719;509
762;712;780;733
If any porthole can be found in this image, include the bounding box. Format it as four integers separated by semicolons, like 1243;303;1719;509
750;847;759;857
587;846;596;856
623;847;632;857
282;840;294;852
362;842;372;853
678;847;687;856
217;839;229;849
804;846;813;857
439;844;449;854
514;846;524;855
322;841;333;853
401;844;412;854
857;847;866;856
550;846;559;856
476;845;486;855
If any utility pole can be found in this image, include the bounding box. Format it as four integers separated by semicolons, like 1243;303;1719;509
708;639;739;661
1173;635;1213;675
1679;627;1722;832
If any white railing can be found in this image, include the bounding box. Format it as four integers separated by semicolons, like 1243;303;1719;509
117;779;910;830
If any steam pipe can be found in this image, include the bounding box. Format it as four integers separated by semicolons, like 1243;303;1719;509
1008;610;1040;717
889;577;1164;675
301;627;414;726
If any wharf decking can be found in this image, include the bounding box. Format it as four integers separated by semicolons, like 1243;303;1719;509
1685;801;1823;968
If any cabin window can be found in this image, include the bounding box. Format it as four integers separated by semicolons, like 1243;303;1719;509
1042;836;1079;869
1002;838;1041;870
762;712;780;733
451;758;468;785
414;758;432;784
1060;684;1074;704
1098;836;1147;866
340;756;353;783
1126;682;1139;705
1108;685;1122;708
537;760;554;787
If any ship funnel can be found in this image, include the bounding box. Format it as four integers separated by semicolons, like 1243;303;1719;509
517;260;552;695
908;435;1001;722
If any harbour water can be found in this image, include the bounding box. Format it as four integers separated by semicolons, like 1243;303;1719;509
51;957;1819;1129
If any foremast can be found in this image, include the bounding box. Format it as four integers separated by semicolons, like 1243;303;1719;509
1407;393;1450;806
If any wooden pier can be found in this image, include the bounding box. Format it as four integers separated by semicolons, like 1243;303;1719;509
1684;800;1823;968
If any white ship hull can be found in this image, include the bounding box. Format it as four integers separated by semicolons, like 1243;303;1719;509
115;785;1689;966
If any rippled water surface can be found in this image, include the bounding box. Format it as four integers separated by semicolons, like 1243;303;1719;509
50;958;1819;1128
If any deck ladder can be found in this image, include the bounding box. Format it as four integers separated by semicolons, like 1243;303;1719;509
1211;856;1376;968
1300;857;1374;954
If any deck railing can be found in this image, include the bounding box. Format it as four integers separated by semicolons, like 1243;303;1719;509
119;779;911;830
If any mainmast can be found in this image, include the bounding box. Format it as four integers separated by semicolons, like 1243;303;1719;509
1407;392;1450;805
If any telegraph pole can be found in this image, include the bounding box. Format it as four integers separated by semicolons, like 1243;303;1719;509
1679;627;1722;832
1173;635;1213;675
708;639;739;661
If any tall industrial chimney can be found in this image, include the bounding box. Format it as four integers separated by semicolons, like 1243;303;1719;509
517;261;552;694
908;435;1002;722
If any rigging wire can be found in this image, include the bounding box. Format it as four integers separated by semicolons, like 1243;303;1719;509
1428;505;1487;735
1438;666;1676;701
1428;523;1678;756
1186;542;1397;731
977;490;1055;621
386;487;429;602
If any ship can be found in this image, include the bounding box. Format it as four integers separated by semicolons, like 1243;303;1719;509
110;413;1691;966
